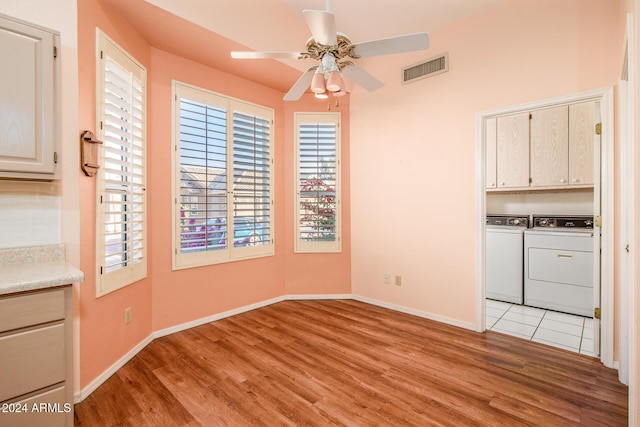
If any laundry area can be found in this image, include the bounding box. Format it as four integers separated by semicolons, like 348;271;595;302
483;99;601;356
485;211;596;355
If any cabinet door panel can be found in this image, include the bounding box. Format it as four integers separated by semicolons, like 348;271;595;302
530;106;568;187
0;323;65;401
569;102;595;185
0;289;65;333
0;16;56;176
496;113;529;188
2;386;68;427
485;117;497;189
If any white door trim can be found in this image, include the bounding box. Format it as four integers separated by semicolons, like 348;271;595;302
475;87;615;368
618;12;634;387
630;2;640;423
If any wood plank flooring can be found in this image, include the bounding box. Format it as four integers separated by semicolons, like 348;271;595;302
74;299;628;426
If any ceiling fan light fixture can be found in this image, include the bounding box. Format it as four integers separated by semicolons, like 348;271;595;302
321;53;339;73
314;92;329;99
332;88;347;97
311;71;326;93
326;70;342;92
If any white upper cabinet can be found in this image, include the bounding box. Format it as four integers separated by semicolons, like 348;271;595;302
568;102;595;186
485;117;497;189
530;105;569;187
496;112;530;189
486;101;596;192
0;14;59;180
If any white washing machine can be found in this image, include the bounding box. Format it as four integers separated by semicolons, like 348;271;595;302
524;215;594;317
486;215;528;304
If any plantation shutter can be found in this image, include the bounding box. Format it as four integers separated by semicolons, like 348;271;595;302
96;32;147;296
232;109;272;248
295;113;341;253
178;97;228;255
173;83;274;270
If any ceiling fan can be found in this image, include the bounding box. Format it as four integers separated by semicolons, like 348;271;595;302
230;1;430;101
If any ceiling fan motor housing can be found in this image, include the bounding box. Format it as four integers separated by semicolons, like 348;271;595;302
304;35;359;63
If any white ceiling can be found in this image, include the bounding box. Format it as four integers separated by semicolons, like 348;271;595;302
146;0;505;52
110;0;506;93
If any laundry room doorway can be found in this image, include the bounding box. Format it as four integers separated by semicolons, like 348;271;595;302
476;87;615;369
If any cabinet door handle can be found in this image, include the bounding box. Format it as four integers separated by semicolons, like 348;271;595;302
557;253;573;260
559;179;567;183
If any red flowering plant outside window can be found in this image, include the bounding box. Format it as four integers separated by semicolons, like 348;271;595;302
299;176;336;242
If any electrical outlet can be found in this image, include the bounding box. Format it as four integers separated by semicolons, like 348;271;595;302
124;307;132;324
394;275;402;286
383;273;391;284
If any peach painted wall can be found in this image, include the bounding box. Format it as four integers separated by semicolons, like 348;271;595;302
77;0;154;390
78;0;352;391
148;54;352;330
283;96;351;296
148;48;287;331
350;0;624;326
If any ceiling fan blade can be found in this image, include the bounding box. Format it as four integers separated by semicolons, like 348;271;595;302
283;66;318;101
341;64;384;92
231;51;304;59
350;33;430;58
302;9;337;46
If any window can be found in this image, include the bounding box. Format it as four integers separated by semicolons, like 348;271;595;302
95;31;147;296
173;82;274;269
294;113;341;253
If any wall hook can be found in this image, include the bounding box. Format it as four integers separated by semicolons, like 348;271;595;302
80;130;103;177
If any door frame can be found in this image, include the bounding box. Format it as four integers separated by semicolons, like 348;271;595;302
475;86;615;368
618;12;634;387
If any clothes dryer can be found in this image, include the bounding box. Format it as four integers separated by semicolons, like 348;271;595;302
524;215;594;316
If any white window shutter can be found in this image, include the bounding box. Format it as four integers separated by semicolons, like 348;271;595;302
295;113;341;253
173;83;274;270
96;31;147;296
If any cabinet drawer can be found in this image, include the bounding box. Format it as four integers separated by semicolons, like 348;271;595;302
1;386;69;427
0;323;65;402
0;289;65;333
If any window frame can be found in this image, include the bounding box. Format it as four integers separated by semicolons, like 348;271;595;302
294;112;341;253
95;30;147;297
172;81;275;270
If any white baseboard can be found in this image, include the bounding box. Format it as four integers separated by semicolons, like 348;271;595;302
74;333;154;403
352;294;476;331
153;296;286;339
286;293;352;300
75;293;473;403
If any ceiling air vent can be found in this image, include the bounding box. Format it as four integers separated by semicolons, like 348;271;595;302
402;53;449;85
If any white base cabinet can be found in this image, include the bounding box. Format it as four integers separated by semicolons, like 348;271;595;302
0;286;73;426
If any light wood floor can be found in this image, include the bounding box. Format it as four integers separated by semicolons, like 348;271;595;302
74;299;628;426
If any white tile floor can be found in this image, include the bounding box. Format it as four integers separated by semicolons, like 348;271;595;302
486;299;596;356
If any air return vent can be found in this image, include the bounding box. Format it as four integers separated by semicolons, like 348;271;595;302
402;53;449;84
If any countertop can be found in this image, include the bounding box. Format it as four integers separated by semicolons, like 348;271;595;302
0;244;84;295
